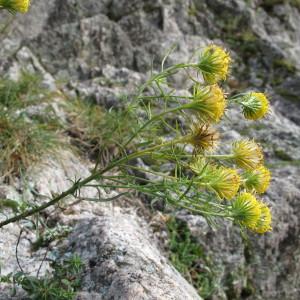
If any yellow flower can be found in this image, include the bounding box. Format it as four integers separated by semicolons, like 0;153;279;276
0;0;30;13
183;124;219;152
232;139;264;170
252;202;272;234
189;157;207;174
187;84;227;123
243;166;271;194
209;167;241;200
241;92;270;120
196;164;241;200
232;192;262;229
198;45;231;84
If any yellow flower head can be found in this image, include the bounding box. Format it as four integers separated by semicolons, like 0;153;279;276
199;45;231;84
0;0;30;13
252;202;272;234
232;192;262;229
243;166;271;194
209;167;241;200
196;164;241;200
184;124;219;152
189;157;207;174
240;92;270;120
232;139;264;170
188;84;227;123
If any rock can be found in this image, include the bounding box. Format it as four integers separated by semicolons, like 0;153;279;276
0;148;200;299
65;208;202;300
1;0;300;299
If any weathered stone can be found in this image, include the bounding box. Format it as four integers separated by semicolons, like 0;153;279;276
1;0;300;299
66;209;202;300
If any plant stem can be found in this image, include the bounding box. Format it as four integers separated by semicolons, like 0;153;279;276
0;137;183;228
137;95;193;100
136;63;197;97
172;199;232;218
205;154;234;160
123;105;188;147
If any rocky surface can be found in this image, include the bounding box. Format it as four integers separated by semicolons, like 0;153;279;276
0;150;202;299
68;211;201;300
1;0;300;299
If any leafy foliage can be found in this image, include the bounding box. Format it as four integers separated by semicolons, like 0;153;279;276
167;217;217;299
0;255;83;300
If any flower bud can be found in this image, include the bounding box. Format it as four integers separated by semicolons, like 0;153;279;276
198;45;231;84
232;139;264;170
252;202;272;234
240;92;270;120
232;192;262;229
243;166;271;194
183;124;219;152
187;84;226;123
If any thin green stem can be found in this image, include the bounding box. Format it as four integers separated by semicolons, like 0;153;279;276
174;200;232;218
0;135;186;229
0;147;155;228
205;154;234;160
123;164;179;180
136;63;198;97
137;95;193;100
123;106;188;147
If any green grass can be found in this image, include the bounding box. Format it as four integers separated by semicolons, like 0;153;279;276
0;73;63;180
0;72;142;178
0;73;44;108
65;98;139;164
167;217;217;299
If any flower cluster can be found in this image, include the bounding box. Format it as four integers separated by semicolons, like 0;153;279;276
176;45;272;234
0;0;30;13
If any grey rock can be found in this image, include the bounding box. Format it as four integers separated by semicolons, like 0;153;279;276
66;210;202;300
1;0;300;299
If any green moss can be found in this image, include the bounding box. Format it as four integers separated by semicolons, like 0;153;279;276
274;149;293;161
167;217;217;299
187;2;198;17
273;59;296;74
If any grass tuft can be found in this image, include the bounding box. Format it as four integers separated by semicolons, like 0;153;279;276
65;98;139;164
0;73;63;180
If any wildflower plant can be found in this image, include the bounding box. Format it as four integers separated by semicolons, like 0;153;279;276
0;44;272;235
